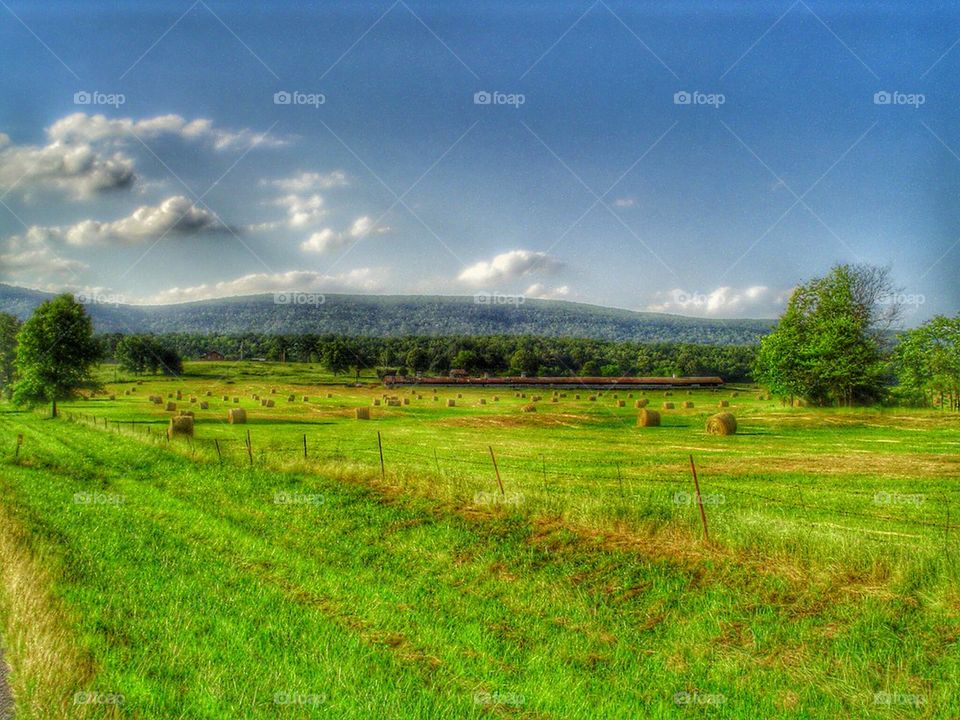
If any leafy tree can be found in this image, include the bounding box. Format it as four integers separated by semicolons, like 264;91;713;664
893;315;960;409
0;313;20;399
322;340;351;376
13;295;102;417
754;265;893;405
509;347;540;376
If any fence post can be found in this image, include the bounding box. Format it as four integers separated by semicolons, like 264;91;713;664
489;446;505;497
15;434;23;459
303;433;308;460
689;454;709;542
214;439;222;463
541;454;548;495
377;431;385;481
245;430;253;466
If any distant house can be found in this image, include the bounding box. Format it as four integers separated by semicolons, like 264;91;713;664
200;350;225;361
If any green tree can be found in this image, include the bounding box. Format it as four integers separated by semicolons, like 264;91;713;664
0;312;20;399
322;340;351;377
13;295;102;417
893;315;960;409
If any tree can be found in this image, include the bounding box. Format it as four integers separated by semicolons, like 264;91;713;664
0;313;20;399
115;335;183;376
13;294;102;417
754;265;893;405
322;340;351;377
893;315;960;409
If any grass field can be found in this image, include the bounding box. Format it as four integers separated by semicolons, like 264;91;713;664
1;361;959;717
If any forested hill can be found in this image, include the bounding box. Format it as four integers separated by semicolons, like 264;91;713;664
0;285;772;344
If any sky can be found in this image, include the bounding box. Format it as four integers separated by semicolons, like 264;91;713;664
0;0;958;322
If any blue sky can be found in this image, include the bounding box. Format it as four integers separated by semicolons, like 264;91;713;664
0;0;958;321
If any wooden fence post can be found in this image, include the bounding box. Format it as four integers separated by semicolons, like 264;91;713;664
15;434;23;458
377;431;385;481
489;446;505;497
214;439;222;463
303;433;308;460
689;454;709;542
245;430;253;466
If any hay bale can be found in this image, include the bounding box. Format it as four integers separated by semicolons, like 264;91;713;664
575;394;581;400
205;391;212;397
637;409;661;427
228;408;246;424
302;396;309;402
686;390;692;396
179;410;194;418
233;397;239;403
479;398;486;405
433;396;439;402
165;402;177;412
253;394;260;401
189;396;197;404
167;415;194;439
176;391;182;400
493;396;499;402
110;395;116;401
264;399;275;408
326;393;333;398
271;388;277;394
417;395;423;400
731;392;739;398
588;395;597;402
287;394;295;402
199;401;209;410
706;412;737;435
355;407;370;420
457;393;463;399
222;395;229;401
635;399;648;408
718;400;730;408
403;398;409;405
373;399;381;406
447;399;456;407
683;401;694;409
167;393;173;399
521;403;537;413
616;399;625;407
532;395;541;402
663;391;672;397
123;390;129;396
662;402;675;409
552;397;559;403
387;399;401;407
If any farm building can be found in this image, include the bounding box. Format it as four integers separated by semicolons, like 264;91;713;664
199;350;225;361
383;374;724;390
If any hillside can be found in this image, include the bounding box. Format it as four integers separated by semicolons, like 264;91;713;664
0;284;772;344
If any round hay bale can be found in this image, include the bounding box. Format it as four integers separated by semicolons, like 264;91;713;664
373;399;381;406
326;393;333;398
264;399;275;408
167;393;173;399
479;398;486;405
663;391;672;397
551;397;559;403
222;395;229;401
575;394;581;400
190;396;197;404
447;399;456;407
616;400;625;407
205;391;212;397
302;396;309;402
176;391;183;400
457;393;463;399
110;395;116;401
662;402;675;410
588;395;597;402
706;412;737;436
683;401;694;409
521;403;537;413
686;390;692;396
168;415;194;439
355;407;370;420
165;402;177;412
635;399;648;408
199;401;209;410
287;394;295;402
271;388;277;394
433;396;439;402
228;408;246;424
493;396;499;402
637;409;661;427
417;395;423;400
387;399;401;407
233;397;239;403
718;400;730;408
531;395;541;402
253;394;260;401
402;398;409;405
179;410;194;418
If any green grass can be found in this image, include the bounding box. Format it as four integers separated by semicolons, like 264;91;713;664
1;362;959;717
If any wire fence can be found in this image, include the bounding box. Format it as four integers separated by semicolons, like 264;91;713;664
51;411;960;548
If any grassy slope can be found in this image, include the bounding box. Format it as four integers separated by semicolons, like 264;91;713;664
1;412;959;718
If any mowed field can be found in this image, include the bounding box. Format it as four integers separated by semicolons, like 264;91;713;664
1;361;960;718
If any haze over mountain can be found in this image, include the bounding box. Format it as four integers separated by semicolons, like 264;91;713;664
0;284;770;344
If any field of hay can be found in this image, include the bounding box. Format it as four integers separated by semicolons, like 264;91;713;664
1;361;959;717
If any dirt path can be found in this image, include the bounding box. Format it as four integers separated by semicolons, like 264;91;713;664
0;646;12;719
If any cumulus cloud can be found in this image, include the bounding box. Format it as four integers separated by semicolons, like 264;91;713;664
5;196;225;248
524;283;570;300
0;113;286;200
647;285;785;317
260;171;348;193
0;247;87;280
299;216;389;254
146;268;387;304
458;249;563;286
46;113;288;151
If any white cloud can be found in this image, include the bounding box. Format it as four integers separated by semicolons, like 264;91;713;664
46;113;288;151
299;216;389;254
270;193;326;228
0;140;135;198
5;196;225;248
260;171;348;193
647;285;784;317
146;268;387;304
524;283;570;300
0;247;87;279
458;249;563;286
